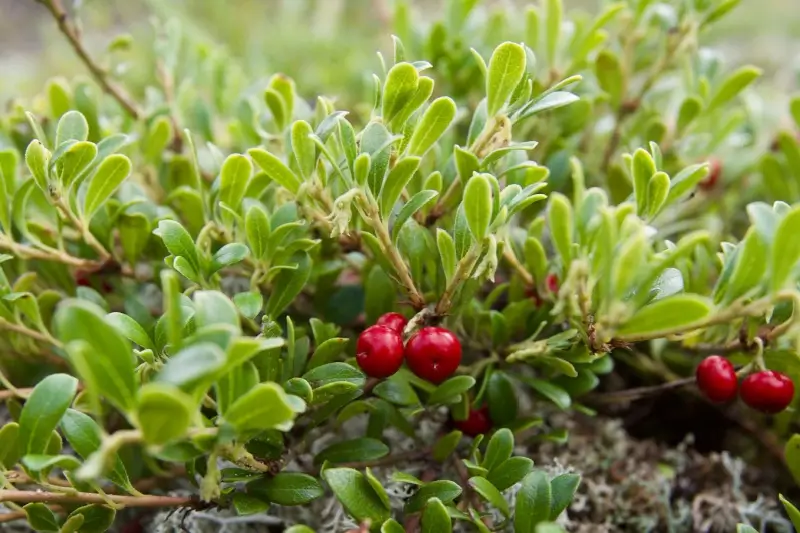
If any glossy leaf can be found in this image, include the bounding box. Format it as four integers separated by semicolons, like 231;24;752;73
83;154;132;221
487;42;527;116
19;374;78;455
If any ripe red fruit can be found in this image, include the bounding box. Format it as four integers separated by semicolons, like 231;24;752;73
453;406;492;437
375;312;407;334
740;370;795;414
699;158;721;191
405;326;462;384
546;273;559;294
355;325;404;379
695;355;738;403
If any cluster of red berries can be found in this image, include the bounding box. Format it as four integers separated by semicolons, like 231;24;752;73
355;313;462;384
696;355;795;413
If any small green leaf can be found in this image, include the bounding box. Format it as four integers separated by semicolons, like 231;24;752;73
515;471;552;532
0;423;22;468
374;375;420;406
248;148;302;194
232;493;270;516
135;383;194;446
645;171;669;218
59;141;97;187
22;454;81;472
266;252;312;317
549;473;580;519
422;498;452;533
432;430;463;462
249;472;324;505
380;156;421;218
708;66;761;111
469;476;510;517
487;457;534;491
361;121;396;194
365;467;392;510
482;428;514;471
19;374;78;455
407;97;457;157
24;503;60;532
595;51;624;108
770;206;800;292
725;228;768;302
547;193;573;267
383;62;420;123
315;438;389;465
780;494;800;531
210;243;250;274
153;219;201;272
486;42;527;116
219;153;252;215
245;203;271;261
405;480;463;513
105;312;153;350
118;213;151;266
291;120;317;179
303;362;366;388
463;174;493;240
676;96;703;133
156;342;226;389
525;379;571;409
55;110;89;146
224;383;304;432
233;291;263;320
428;375;476;405
436;229;458;285
323;468;391;524
667;163;709;203
545;0;562;66
487;371;518;426
616;295;714;340
631;148;656;215
392;190;439;243
83;154;132;221
25;140;51;192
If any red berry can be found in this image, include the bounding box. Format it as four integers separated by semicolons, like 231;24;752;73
355;325;404;378
699;158;721;191
546;273;559;294
375;312;407;334
405;327;461;384
740;370;795;414
695;355;738;403
453;406;492;437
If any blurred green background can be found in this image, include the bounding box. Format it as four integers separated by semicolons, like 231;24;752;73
1;0;798;103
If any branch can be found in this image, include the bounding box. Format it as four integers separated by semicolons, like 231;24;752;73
435;244;481;316
36;0;143;120
0;319;63;349
0;236;103;269
0;489;198;508
587;376;694;404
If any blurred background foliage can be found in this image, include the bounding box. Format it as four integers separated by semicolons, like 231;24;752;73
2;0;798;107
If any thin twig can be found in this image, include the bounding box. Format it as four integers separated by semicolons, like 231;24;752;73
587;377;695;404
0;490;198;508
0;237;102;269
0;320;63;349
36;0;143;120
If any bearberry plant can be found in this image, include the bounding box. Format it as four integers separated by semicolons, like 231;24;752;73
1;0;800;531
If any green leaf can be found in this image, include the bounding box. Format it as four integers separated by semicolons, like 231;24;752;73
210;243;250;274
315;437;389;465
436;229;458;285
422;498;452;533
245;203;271;261
677;96;703;133
249;472;324;505
156;342;226;389
392;190;439;243
22;454;81;472
428;375;476;405
784;434;800;486
616;295;714;340
517;92;579;120
595;51;624;108
82;154;132;221
666;163;709;203
248;148;302;194
469;476;510;517
383;62;420;124
323;468;391;524
486;42;527;116
374;375;419;406
770;206;800;292
514;471;552;532
360;121;395;194
303;362;366;388
463;174;492;240
708;66;761;111
232;493;270;516
780;494;800;531
365;466;392;510
380;156;421;218
266;252;312;317
613;233;647;300
118;213;151;265
791;96;800;131
135;383;194;446
405;480;463;513
105;312;153;350
19;374;78;455
233;291;263;320
487;371;518;426
547;193;573;267
482;428;513;471
24;503;60;532
487;457;534;492
25;140;51;192
55;110;89;146
724;228;767;302
153;219;201;272
407;97;457;157
224;382;304;432
432;430;463;462
59;141;97;188
545;0;562;66
286;527;317;533
645;171;669;218
549;473;580;519
631;148;656;215
219;153;252;215
0;423;22;468
291;120;317;179
60;409;132;493
525;379;571;409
